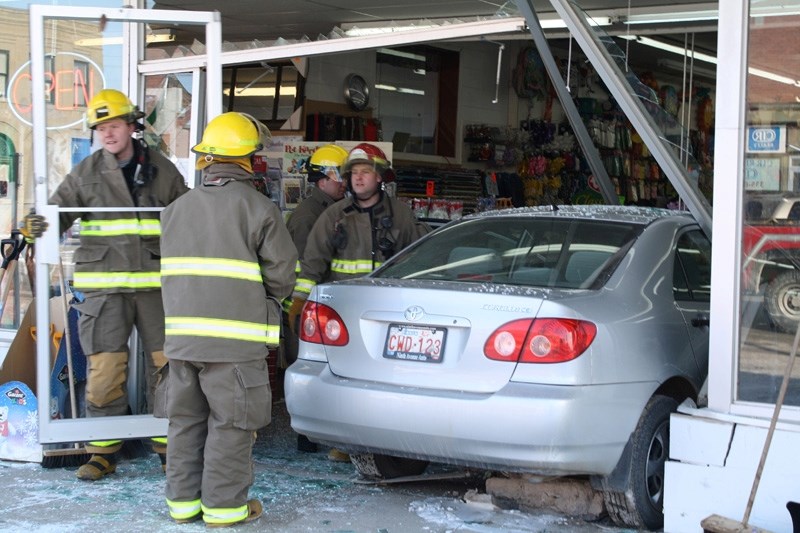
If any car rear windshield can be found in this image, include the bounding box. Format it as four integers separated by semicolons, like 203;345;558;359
377;216;642;289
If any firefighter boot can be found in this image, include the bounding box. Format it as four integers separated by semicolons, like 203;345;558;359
151;437;168;473
205;499;263;528
327;448;351;462
77;442;122;481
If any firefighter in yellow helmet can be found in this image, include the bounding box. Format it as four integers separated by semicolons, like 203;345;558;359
158;112;296;527
283;144;348;453
22;88;188;480
286;144;348;257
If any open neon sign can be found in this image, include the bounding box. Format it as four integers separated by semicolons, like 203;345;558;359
7;51;106;130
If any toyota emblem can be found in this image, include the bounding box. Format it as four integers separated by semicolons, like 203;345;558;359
404;306;424;322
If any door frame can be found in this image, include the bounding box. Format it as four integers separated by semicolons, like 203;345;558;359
29;5;220;444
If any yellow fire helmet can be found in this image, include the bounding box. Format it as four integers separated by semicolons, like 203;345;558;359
308;144;348;182
86;89;145;129
192;112;272;158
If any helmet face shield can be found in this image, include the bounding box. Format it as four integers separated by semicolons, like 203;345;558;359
321;166;342;182
308;144;348;183
240;112;272;151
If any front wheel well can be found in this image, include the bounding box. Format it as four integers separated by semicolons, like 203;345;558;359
654;377;698;405
591;380;696;494
755;254;799;292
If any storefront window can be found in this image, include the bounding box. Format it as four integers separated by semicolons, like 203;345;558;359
739;4;800;406
374;45;458;157
0;1;124;328
221;62;305;130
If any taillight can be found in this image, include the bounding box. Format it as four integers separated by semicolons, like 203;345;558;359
484;319;532;360
299;301;349;346
484;318;596;363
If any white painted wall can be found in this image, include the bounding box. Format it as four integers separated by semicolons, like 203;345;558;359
666;410;800;532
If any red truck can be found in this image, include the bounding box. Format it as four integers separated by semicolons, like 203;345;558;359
743;193;800;332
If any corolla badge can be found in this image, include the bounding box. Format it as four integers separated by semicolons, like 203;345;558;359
404;305;425;322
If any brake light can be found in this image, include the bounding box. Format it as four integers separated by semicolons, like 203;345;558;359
299;301;349;346
484;319;532;360
484;318;596;363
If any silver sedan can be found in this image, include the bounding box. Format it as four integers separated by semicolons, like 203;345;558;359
286;205;711;530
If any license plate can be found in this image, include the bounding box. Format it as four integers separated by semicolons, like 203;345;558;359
384;324;446;363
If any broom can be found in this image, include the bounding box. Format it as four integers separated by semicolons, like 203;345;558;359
700;318;800;533
41;257;91;468
40;259;150;467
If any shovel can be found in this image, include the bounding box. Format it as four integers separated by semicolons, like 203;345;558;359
0;230;27;322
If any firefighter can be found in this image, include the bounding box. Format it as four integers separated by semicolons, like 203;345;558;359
22;88;187;480
158;112;296;527
283;144;348;453
287;142;430;462
285;144;348;263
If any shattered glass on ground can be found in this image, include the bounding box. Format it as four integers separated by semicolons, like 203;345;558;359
0;400;625;532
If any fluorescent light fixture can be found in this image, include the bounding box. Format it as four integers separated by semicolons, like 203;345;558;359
626;35;800;87
374;83;425;95
223;86;296;97
625;3;800;24
620;35;717;64
378;48;425;62
377;48;427;74
658;58;716;79
75;33;175;46
748;67;799;86
343;16;610;37
626;9;718;25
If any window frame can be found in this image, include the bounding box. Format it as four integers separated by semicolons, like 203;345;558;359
222;60;305;131
0;50;8;99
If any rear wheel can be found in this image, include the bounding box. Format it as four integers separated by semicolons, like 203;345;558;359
350;453;429;479
765;270;800;332
601;394;678;530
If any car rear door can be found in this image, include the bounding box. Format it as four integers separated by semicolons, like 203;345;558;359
673;229;712;376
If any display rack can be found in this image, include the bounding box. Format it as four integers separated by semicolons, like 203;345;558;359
393;166;484;219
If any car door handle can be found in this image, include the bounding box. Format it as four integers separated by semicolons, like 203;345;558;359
691;314;710;328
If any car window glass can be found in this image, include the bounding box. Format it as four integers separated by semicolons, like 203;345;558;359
376;217;641;288
673;230;712;302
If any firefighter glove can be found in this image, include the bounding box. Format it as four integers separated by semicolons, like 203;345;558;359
20;210;48;242
288;297;307;334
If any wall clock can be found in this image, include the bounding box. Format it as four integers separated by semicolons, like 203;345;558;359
344;73;370;111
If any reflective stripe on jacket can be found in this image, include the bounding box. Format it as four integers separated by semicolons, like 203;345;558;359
293;193;429;300
165;316;279;345
50;146;188;294
160;164;297;363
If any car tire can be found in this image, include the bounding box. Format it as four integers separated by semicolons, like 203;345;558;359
601;394;678;531
765;270;800;332
350;453;429;479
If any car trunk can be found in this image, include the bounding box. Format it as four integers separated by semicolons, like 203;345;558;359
312;281;546;394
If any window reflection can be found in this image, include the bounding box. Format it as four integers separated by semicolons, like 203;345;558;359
375;45;458;157
739;6;800;406
222;62;304;130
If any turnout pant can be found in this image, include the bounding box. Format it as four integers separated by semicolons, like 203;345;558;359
165;358;271;514
74;291;166;416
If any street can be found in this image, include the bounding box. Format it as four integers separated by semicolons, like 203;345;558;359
0;399;625;532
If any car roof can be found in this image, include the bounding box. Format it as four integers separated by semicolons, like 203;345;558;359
464;205;693;225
